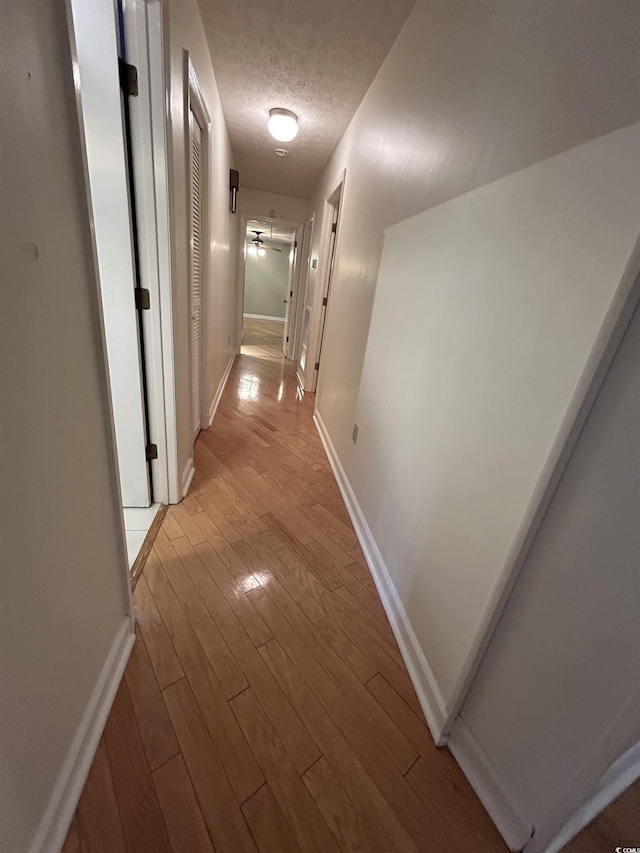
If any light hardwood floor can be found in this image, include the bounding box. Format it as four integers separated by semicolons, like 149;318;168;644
62;349;639;852
562;782;640;852
241;317;286;360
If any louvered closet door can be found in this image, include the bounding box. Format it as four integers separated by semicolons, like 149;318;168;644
190;107;202;440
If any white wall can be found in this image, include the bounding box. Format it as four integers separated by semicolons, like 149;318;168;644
0;1;132;850
309;0;640;463
455;294;640;846
355;123;640;716
307;0;640;738
237;187;308;224
244;240;291;318
165;0;237;487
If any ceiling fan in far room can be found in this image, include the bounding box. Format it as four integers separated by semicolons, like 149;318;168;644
249;230;282;252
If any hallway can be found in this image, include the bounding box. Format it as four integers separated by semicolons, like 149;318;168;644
62;350;507;853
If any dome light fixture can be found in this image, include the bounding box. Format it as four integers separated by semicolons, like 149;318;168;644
268;108;299;142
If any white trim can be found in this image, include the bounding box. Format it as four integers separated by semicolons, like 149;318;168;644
283;227;304;360
292;214;314;362
448;718;533;852
446;238;640;729
542;740;640;853
313;409;448;744
122;0;176;506
304;171;346;393
187;58;211;127
147;0;180;504
29;619;135;853
181;456;195;497
185;54;212;443
243;313;285;322
526;686;640;853
208;352;236;426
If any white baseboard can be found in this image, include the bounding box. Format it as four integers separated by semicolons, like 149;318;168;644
449;717;533;851
29;619;135;853
181;456;195;497
243;313;285;322
312;410;448;744
541;740;640;853
208;352;236;427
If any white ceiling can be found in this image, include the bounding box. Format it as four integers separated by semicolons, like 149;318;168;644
197;0;416;198
246;219;295;245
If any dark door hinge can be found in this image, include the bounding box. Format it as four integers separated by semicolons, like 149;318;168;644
118;58;139;97
286;336;289;342
294;240;298;248
331;222;337;233
322;297;328;307
146;443;158;461
135;288;150;310
290;291;293;297
315;362;320;370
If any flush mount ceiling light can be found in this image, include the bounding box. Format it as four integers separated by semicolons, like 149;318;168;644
267;108;298;142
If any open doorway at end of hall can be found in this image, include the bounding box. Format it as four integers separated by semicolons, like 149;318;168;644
241;218;300;360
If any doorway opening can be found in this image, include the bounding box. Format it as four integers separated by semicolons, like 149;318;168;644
240;218;302;361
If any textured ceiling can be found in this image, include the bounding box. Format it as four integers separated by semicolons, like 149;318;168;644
197;0;416;197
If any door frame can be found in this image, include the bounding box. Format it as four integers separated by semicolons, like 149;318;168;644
236;214;305;359
122;0;179;504
69;0;152;508
292;213;314;364
67;0;184;515
282;235;298;359
296;213;316;390
185;56;211;443
303;171;345;393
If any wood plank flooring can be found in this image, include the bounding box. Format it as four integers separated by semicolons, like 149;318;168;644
241;317;286;360
62;348;637;852
562;782;640;852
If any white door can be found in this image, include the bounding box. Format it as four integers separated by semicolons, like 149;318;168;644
70;0;151;507
282;238;296;357
297;218;315;386
298;306;312;378
313;204;340;384
189;108;203;441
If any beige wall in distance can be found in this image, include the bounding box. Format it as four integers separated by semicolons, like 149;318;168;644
0;1;131;850
244;241;292;319
165;0;238;483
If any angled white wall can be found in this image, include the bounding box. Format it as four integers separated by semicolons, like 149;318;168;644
455;294;640;848
307;0;640;737
0;1;132;850
354;123;640;717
